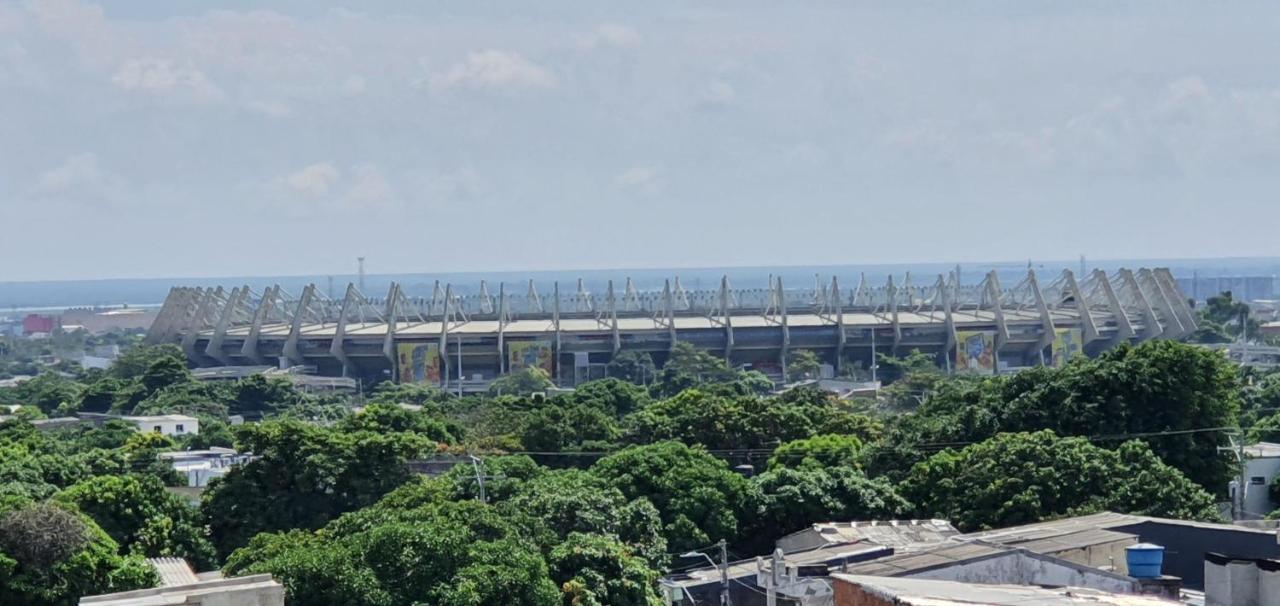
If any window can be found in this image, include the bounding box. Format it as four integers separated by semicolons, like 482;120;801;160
1250;476;1267;485
153;426;161;432
176;424;185;433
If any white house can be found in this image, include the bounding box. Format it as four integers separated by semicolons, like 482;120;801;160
159;447;249;488
121;414;199;437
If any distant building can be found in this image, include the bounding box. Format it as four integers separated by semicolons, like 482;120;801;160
121;414;199;437
159;447;249;488
830;575;1179;606
60;306;158;334
776;520;959;554
22;314;58;336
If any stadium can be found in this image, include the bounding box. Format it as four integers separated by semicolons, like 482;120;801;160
147;267;1196;390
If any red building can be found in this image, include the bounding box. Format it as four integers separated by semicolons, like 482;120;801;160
23;314;58;336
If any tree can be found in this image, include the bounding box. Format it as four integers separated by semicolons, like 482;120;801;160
866;341;1240;492
12;373;82;414
747;467;909;551
338;403;457;443
227;374;309;417
57;475;217;570
768;434;865;471
591;442;751;553
521;404;620;456
652;343;738;397
502;470;666;565
548;533;663;606
202;420;436;558
226;500;560;606
0;501;157;606
900;431;1220;532
490;368;555;396
109;344;185;380
786;350;822;382
565;378;652;417
138;356;194;397
607;351;657;386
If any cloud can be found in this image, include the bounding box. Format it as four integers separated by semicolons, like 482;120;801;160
266;162;397;216
340;164;395;209
112;57;224;101
283;162;340;197
695;79;736;110
577;23;641;49
429;50;556;91
341;74;366;96
615;165;664;195
31;152;129;206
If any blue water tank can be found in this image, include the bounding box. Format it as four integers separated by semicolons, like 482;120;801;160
1126;543;1165;579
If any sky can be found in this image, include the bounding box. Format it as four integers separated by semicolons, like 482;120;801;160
1;0;1279;282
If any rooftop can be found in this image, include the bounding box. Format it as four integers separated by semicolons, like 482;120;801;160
122;414;199;423
79;574;283;606
1244;442;1280;459
832;575;1179;606
778;519;959;553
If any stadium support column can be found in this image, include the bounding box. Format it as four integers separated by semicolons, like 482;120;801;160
886;275;901;351
941;273;957;374
144;288;181;344
833;276;844;373
720;276;734;361
1065;270;1104;344
382;283;400;380
1156;268;1197;337
663;280;676;350
608;280;620;354
181;287;218;362
985;272;1009;369
1091;270;1133;345
329;283;357;376
498;282;508;374
439;284;452;389
1138;268;1184;339
778;277;790;379
283;284;315;367
1118;269;1162;341
241;285;275;364
206;286;246;365
553;282;562;385
1028;270;1055;366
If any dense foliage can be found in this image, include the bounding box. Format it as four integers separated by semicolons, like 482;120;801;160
0;330;1261;605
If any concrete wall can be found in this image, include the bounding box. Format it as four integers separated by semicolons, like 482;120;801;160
1205;556;1280;606
906;551;1136;594
1043;537;1136;575
1244;457;1280;518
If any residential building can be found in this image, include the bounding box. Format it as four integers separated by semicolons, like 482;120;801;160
121;414;200;437
79;574;283;606
159;447;250;488
1231;442;1280;520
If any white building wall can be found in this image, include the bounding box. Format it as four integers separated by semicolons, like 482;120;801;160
128;418;199;437
1244;457;1280;518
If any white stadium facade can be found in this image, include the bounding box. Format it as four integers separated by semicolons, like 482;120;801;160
147;267;1196;390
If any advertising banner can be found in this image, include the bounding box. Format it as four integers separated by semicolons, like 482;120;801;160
1051;328;1083;368
397;342;442;384
509;340;554;375
956;331;997;375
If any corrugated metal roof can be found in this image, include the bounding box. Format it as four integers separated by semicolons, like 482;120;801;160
145;557;199;587
832;575;1180;605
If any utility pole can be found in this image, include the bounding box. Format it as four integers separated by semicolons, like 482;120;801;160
469;455;487;503
718;539;731;606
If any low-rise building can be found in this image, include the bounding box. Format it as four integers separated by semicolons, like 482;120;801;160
79;574;283;606
122;414;200;437
159;447;250;488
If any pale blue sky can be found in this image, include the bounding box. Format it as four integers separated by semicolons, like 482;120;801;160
2;1;1278;281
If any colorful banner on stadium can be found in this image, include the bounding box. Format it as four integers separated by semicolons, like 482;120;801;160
956;331;996;375
508;340;554;375
397;342;442;384
1051;328;1083;368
